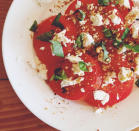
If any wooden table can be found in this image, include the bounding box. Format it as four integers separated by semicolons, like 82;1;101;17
0;0;138;131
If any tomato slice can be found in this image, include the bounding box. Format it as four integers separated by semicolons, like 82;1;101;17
47;53;102;100
85;44;134;108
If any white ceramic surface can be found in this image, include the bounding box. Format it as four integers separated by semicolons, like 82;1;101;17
2;0;139;131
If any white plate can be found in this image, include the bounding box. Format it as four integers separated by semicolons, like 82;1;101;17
2;0;139;131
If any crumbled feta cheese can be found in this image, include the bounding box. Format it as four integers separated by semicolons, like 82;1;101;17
72;63;85;76
117;93;120;100
119;0;130;8
66;54;83;63
80;88;85;93
87;4;94;10
132;23;139;39
118;46;127;54
104;19;110;25
76;0;82;9
109;9;121;25
79;20;87;25
53;29;73;47
135;55;139;75
102;72;116;87
34;56;47;80
40;47;45;51
125;7;139;26
90;13;103;26
82;33;95;48
94;90;110;105
61;77;84;88
118;67;133;83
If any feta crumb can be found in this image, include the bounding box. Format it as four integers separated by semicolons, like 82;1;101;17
117;93;120;100
90;13;103;26
118;46;127;54
80;88;85;93
76;0;82;9
87;4;94;10
118;67;133;83
40;47;45;51
132;23;139;39
66;54;83;63
109;9;121;25
102;72;116;87
93;90;110;105
82;33;95;48
104;19;110;25
53;29;73;47
125;7;139;26
61;77;84;88
72;63;85;76
119;0;130;8
79;20;87;25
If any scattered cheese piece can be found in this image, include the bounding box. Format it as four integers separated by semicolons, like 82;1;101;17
119;0;130;8
72;63;85;76
109;9;121;25
118;67;133;83
102;72;116;87
53;29;73;47
132;22;139;39
87;4;94;10
61;77;84;88
76;0;82;9
79;20;87;25
80;88;85;93
40;47;45;51
66;54;83;63
82;33;95;48
94;90;110;105
118;46;127;54
90;13;103;26
104;19;110;25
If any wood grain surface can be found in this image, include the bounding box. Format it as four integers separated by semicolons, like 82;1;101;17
0;0;138;131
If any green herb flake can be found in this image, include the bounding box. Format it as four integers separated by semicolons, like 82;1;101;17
74;10;86;21
49;40;64;57
124;44;139;53
30;20;38;32
75;34;84;48
135;79;139;87
98;0;110;6
103;28;113;38
52;13;64;30
79;61;88;72
50;68;67;81
37;30;55;42
121;28;130;40
102;43;109;61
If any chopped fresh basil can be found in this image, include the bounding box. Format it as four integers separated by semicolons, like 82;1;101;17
49;40;64;57
103;28;113;38
135;79;139;87
98;0;110;6
30;20;38;32
50;68;67;81
121;28;130;40
102;44;109;61
79;61;88;72
74;10;86;21
124;44;139;53
52;13;64;30
75;34;84;48
37;30;54;42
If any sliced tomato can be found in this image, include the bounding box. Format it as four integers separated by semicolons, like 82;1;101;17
47;53;102;100
85;44;134;108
